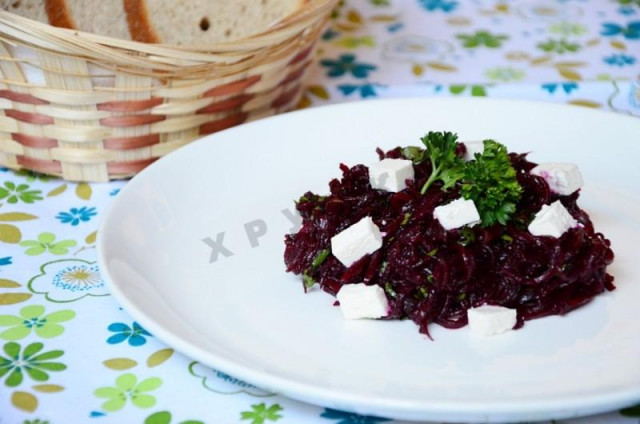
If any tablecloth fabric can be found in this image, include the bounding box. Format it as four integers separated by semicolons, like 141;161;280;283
1;0;639;423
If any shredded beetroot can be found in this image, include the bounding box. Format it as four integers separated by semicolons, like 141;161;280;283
284;147;615;337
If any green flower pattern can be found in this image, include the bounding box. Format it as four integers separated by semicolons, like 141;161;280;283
537;39;582;54
485;67;526;82
617;0;640;6
549;22;588;37
0;342;66;387
19;232;77;256
457;30;509;48
0;305;75;340
94;373;162;412
14;170;53;183
241;403;283;424
144;411;204;424
0;181;43;204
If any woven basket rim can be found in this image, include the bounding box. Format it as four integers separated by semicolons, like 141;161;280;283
0;0;336;182
0;0;336;67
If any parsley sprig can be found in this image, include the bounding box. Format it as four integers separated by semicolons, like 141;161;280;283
402;132;522;227
404;131;464;194
461;140;522;226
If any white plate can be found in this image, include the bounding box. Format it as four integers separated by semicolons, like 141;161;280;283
97;98;640;423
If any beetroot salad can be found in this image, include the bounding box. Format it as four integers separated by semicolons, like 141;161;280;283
283;132;614;337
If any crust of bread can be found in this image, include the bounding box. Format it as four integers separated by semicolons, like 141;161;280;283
123;0;159;43
44;0;75;29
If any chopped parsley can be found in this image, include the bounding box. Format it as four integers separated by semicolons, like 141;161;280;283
302;248;330;289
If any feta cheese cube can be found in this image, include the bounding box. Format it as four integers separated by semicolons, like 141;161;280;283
369;158;415;192
531;163;583;196
331;216;383;267
467;304;517;337
336;283;389;320
463;141;484;162
433;198;481;230
528;200;577;238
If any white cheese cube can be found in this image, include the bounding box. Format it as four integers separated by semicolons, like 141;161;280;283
433;198;481;230
530;163;583;196
528;200;577;238
463;141;484;162
336;283;389;320
467;304;517;337
369;158;415;192
331;216;383;267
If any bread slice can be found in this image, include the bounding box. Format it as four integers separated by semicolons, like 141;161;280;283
2;0;51;26
66;0;131;41
1;0;302;45
142;0;302;45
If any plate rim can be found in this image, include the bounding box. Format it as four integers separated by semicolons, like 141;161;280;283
97;97;640;422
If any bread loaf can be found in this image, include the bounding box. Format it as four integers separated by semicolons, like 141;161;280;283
1;0;302;44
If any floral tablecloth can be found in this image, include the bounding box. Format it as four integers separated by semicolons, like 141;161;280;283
1;1;639;423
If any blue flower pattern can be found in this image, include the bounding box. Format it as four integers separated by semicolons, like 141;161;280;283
0;257;11;268
338;84;384;98
603;54;637;66
618;6;636;16
56;206;97;226
320;408;391;424
418;0;458;12
322;29;340;41
542;82;579;94
387;23;404;33
320;54;377;79
107;322;151;346
600;21;640;39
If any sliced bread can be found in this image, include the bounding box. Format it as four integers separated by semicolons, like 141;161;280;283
1;0;50;25
142;0;302;45
67;0;131;41
1;0;302;44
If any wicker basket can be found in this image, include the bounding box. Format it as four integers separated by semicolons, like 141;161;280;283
0;0;336;181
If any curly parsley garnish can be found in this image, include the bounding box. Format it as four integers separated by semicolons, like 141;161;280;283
461;140;522;226
402;132;522;227
413;131;465;194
